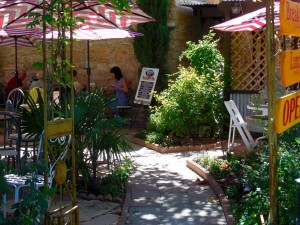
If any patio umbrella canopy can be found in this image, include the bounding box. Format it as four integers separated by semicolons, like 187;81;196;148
0;0;153;89
0;28;40;85
0;0;154;30
34;28;143;40
212;1;280;32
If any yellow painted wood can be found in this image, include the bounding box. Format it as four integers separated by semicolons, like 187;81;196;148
275;91;300;133
281;49;300;87
280;0;300;36
46;119;73;139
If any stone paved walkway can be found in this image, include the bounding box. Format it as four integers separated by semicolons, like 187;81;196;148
123;142;227;225
3;127;229;225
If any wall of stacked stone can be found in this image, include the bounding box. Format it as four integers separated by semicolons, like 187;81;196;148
0;1;197;89
0;38;139;90
167;0;197;74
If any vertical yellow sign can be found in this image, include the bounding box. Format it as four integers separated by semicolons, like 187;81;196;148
280;49;300;87
280;0;300;36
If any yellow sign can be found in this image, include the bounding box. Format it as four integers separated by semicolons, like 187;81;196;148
275;91;300;133
280;0;300;36
280;49;300;87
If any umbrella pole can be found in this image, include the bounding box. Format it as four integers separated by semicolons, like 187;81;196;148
85;40;91;93
14;36;18;87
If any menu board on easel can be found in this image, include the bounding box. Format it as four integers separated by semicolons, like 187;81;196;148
134;67;159;105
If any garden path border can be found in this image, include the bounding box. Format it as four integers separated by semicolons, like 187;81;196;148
116;182;131;225
116;136;235;225
186;160;235;225
129;136;222;153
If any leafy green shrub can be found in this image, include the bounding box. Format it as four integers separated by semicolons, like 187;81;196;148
179;31;224;79
148;66;225;139
145;132;171;147
198;124;300;224
101;157;133;197
138;32;226;145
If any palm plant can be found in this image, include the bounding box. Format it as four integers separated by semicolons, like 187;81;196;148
18;88;133;191
72;88;133;185
18;89;44;139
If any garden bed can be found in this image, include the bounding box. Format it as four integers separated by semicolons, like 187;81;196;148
186;160;235;225
129;136;222;153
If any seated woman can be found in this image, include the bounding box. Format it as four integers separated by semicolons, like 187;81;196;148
110;66;129;107
73;70;86;94
109;66;129;118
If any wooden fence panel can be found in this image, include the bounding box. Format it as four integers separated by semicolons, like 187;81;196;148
230;30;298;91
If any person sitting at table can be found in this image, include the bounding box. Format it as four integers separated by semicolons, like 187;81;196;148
110;66;129;107
73;70;86;94
6;70;29;95
109;66;130;119
30;72;43;90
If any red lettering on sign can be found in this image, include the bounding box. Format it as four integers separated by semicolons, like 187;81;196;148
295;96;300;119
290;97;296;123
283;100;289;126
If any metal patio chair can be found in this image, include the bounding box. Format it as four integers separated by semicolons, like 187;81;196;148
3;119;72;219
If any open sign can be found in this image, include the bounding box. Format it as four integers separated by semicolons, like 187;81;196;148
275;91;300;133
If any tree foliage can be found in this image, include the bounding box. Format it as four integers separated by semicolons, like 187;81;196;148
180;31;224;78
134;0;170;90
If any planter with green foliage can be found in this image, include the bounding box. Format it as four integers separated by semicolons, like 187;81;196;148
194;124;300;224
137;32;227;146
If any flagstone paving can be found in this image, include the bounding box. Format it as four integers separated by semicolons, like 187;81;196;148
3;128;229;224
122;141;227;225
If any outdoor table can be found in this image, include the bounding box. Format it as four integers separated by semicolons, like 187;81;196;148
247;104;268;116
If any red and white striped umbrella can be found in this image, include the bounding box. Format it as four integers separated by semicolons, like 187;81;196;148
0;27;143;81
0;28;41;79
212;2;280;32
34;28;143;40
0;0;152;85
0;28;37;47
0;0;154;30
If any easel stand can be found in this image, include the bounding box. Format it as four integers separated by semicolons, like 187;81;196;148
131;100;150;129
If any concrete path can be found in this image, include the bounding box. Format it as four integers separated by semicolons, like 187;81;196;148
124;142;227;225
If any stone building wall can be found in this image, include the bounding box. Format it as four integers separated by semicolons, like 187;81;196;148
167;0;197;74
0;1;196;89
0;38;139;91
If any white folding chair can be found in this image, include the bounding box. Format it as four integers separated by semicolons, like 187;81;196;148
224;100;254;151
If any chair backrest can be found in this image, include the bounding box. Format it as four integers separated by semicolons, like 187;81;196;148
224;100;254;150
224;100;246;124
0;111;22;170
0;111;21;145
6;88;24;112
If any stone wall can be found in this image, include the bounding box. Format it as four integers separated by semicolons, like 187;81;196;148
0;1;196;89
0;38;139;91
167;0;197;74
